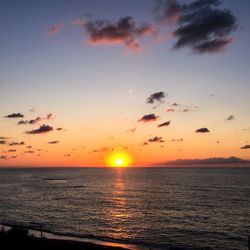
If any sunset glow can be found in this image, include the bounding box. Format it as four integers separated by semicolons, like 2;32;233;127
107;152;133;167
0;0;250;167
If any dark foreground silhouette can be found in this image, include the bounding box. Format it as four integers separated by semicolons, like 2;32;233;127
0;226;129;250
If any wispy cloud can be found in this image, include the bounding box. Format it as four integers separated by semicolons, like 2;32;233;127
126;127;137;133
166;108;175;112
48;22;65;36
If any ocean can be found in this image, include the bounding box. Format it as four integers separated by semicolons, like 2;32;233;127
0;167;249;249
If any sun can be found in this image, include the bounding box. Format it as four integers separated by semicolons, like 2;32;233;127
106;151;133;167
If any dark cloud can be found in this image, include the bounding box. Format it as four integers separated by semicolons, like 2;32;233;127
4;113;24;118
29;117;42;124
85;17;156;51
193;37;233;53
9;141;25;146
18;120;29;125
24;150;34;153
0;155;7;160
48;140;59;144
138;114;160;122
158;121;171;127
154;0;182;23
26;125;53;134
8;149;16;152
226;115;235;121
18;118;42;125
56;127;63;131
0;140;6;144
148;136;164;143
64;154;71;157
147;91;166;104
156;0;237;53
26;146;32;148
195;127;210;133
240;145;250;149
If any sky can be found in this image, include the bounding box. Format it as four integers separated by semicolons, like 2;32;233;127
0;0;250;167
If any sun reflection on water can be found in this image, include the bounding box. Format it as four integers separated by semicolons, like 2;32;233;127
108;169;132;238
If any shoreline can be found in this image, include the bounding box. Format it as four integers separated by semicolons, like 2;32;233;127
0;223;144;250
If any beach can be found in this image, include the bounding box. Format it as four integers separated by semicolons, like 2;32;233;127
0;224;132;250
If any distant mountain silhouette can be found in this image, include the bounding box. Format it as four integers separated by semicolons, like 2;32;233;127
161;157;250;166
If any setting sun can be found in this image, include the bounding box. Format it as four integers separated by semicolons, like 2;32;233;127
107;152;133;167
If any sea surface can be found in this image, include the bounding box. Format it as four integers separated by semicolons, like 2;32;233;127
0;167;249;249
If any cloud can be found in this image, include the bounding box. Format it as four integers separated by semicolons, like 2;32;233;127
240;145;250;149
0;140;6;144
146;91;166;104
26;125;53;134
47;113;53;120
155;0;237;53
48;140;59;144
158;121;171;127
171;138;184;142
180;108;192;112
148;136;164;143
92;147;113;153
18;114;52;125
71;18;86;27
126;127;137;133
0;155;7;160
18;117;41;125
138;114;160;122
154;0;182;24
195;127;210;133
166;108;175;112
170;102;180;106
29;117;42;124
4;113;24;118
24;151;34;153
226;115;235;121
9;141;25;146
0;136;10;140
8;149;16;152
29;107;36;113
48;22;65;36
56;127;63;131
84;16;156;51
26;146;32;148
